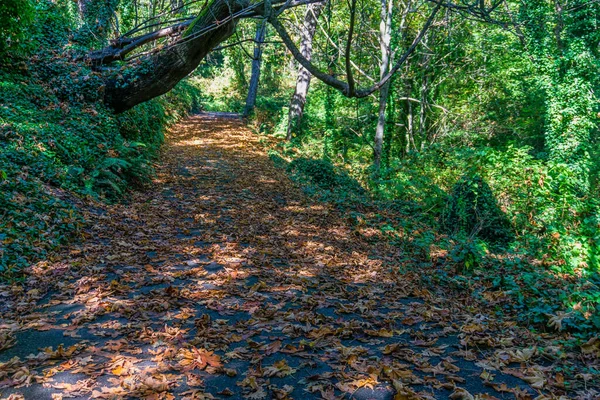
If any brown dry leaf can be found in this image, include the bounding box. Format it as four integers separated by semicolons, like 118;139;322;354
508;347;537;363
383;343;403;354
547;311;574;331
336;376;379;392
263;340;282;355
245;387;267;399
521;367;546;389
217;388;234;396
365;328;395;337
392;381;420;400
1;115;594;400
480;370;495;382
178;348;222;371
581;337;600;358
181;389;215;399
0;331;16;351
111;365;127;376
262;360;296;378
449;387;475;400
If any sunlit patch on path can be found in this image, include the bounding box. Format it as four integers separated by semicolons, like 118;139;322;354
0;114;571;399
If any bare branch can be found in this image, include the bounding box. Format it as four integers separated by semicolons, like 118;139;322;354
268;1;442;98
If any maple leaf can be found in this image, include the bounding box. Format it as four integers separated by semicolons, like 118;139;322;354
262;360;297;378
521;367;546;389
392;381;420;400
178;348;222;371
271;384;294;399
245;388;267;399
336;376;379;392
547;311;573;331
140;375;173;392
217;388;234;396
319;387;338;400
111;365;128;376
0;331;16;351
365;328;395;337
480;370;495;381
508;347;537;363
383;343;402;354
181;389;215;399
263;340;282;355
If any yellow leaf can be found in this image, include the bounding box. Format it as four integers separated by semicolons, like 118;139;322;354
111;365;127;376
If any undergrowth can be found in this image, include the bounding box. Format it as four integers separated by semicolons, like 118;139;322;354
0;2;201;279
267;135;600;339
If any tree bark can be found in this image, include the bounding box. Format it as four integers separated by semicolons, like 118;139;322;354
171;0;185;12
418;32;430;151
104;0;248;113
286;2;324;140
373;0;393;173
243;20;267;117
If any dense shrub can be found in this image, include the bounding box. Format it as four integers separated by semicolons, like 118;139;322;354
442;174;514;245
287;157;364;194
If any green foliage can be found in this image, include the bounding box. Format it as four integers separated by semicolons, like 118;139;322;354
449;236;488;274
287;157;364;195
0;61;200;279
288;158;338;189
442;174;513;245
0;0;34;55
76;0;120;45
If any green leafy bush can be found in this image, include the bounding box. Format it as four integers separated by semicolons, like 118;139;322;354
442;174;514;245
287;157;364;194
449;236;488;273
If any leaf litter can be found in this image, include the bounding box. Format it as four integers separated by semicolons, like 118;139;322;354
0;114;598;399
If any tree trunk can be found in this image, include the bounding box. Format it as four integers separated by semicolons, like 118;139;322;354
171;0;184;12
406;81;414;154
374;82;391;172
373;0;393;173
286;2;324;140
418;33;430;151
243;20;267;117
103;0;248;113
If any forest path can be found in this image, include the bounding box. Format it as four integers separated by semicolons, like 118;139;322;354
1;114;538;399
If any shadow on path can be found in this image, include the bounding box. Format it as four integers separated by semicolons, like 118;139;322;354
0;114;548;399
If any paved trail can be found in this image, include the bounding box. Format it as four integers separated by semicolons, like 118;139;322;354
0;115;546;399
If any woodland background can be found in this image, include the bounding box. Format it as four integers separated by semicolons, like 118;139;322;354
1;0;599;336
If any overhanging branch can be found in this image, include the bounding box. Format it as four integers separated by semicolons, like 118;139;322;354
268;2;442;98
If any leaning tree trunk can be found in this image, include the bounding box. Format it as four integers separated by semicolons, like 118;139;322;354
243;20;268;117
286;2;324;140
103;0;248;113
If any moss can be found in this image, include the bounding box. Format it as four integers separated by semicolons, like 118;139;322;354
182;6;211;38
